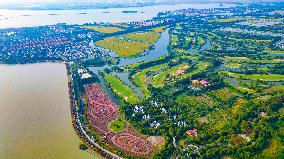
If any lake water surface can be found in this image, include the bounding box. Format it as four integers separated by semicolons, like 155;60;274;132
0;63;101;159
0;3;236;29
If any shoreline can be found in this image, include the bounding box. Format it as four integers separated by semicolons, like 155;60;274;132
1;2;235;11
0;60;67;65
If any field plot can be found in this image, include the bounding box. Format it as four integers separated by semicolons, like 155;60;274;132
123;31;160;43
132;63;168;98
197;37;205;46
152;63;190;87
81;26;124;33
210;18;246;23
108;119;126;132
268;50;284;54
224;63;242;69
171;34;179;46
174;61;210;80
95;26;165;57
223;71;284;81
103;73;139;104
85;84;157;158
95;37;150;57
132;63;168;86
221;57;283;64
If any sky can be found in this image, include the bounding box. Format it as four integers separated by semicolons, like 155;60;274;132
0;0;180;5
0;0;280;5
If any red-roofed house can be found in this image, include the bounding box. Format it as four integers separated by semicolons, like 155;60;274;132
186;128;198;136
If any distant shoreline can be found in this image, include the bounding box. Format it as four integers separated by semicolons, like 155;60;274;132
0;60;66;65
0;2;240;11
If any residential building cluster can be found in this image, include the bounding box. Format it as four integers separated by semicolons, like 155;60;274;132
0;24;106;63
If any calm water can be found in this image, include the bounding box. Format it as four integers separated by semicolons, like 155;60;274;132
0;3;236;29
0;63;101;159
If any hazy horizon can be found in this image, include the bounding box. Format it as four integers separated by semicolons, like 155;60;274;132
0;0;281;5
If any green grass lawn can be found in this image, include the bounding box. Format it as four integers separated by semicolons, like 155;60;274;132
224;71;284;81
210;17;246;23
95;29;163;57
132;63;168;98
236;86;256;94
268;50;284;54
224;63;242;69
81;26;123;33
171;34;179;46
151;26;167;33
132;63;168;86
221;56;283;64
183;61;210;78
123;56;165;70
197;37;205;46
103;73;139;104
108;119;126;132
95;37;150;57
152;63;188;88
123;31;160;43
150;61;209;88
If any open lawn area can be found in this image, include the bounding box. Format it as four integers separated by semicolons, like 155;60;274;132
235;86;256;94
262;138;284;159
132;63;168;86
95;29;164;57
152;63;189;88
268;50;284;54
224;71;284;81
197;37;205;46
81;26;124;33
224;63;242;69
171;34;179;46
210;17;246;23
132;63;168;98
123;56;165;70
108;119;126;132
184;61;210;77
94;26;166;57
95;37;150;57
123;31;160;43
103;73;139;104
151;26;167;33
221;56;283;64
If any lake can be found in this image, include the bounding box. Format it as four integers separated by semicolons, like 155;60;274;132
0;63;102;159
0;3;236;29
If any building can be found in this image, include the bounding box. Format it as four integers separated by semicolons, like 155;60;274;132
186;128;198;136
